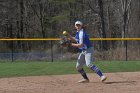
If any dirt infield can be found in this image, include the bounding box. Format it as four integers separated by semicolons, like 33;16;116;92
0;72;140;93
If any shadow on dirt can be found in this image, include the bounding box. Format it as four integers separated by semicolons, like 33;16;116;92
104;81;137;84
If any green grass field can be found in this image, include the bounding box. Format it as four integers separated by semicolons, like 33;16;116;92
0;61;140;78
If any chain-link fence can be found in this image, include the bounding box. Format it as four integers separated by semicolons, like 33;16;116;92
0;39;139;62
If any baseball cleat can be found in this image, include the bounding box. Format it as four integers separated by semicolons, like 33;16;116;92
78;79;89;83
101;76;107;82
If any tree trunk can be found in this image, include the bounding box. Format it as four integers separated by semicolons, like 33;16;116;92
98;0;108;50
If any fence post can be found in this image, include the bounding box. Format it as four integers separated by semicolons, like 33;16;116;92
11;41;14;62
50;40;53;62
125;40;128;61
10;22;14;62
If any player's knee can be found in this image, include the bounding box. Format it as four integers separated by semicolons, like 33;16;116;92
86;63;93;68
76;65;82;71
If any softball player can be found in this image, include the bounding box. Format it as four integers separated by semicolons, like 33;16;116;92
69;21;107;83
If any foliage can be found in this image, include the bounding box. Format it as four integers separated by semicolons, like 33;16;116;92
50;11;69;22
49;0;75;3
0;0;139;58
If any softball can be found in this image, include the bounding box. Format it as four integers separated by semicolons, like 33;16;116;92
63;31;67;35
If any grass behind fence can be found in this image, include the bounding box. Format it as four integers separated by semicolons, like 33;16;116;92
0;61;140;78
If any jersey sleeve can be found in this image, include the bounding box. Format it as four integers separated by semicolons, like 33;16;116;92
79;31;84;44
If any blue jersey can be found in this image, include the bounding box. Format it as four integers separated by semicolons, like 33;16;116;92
75;29;92;50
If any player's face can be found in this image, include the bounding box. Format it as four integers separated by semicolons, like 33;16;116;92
75;24;82;31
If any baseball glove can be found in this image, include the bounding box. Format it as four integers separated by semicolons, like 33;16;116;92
59;36;71;47
59;36;80;53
